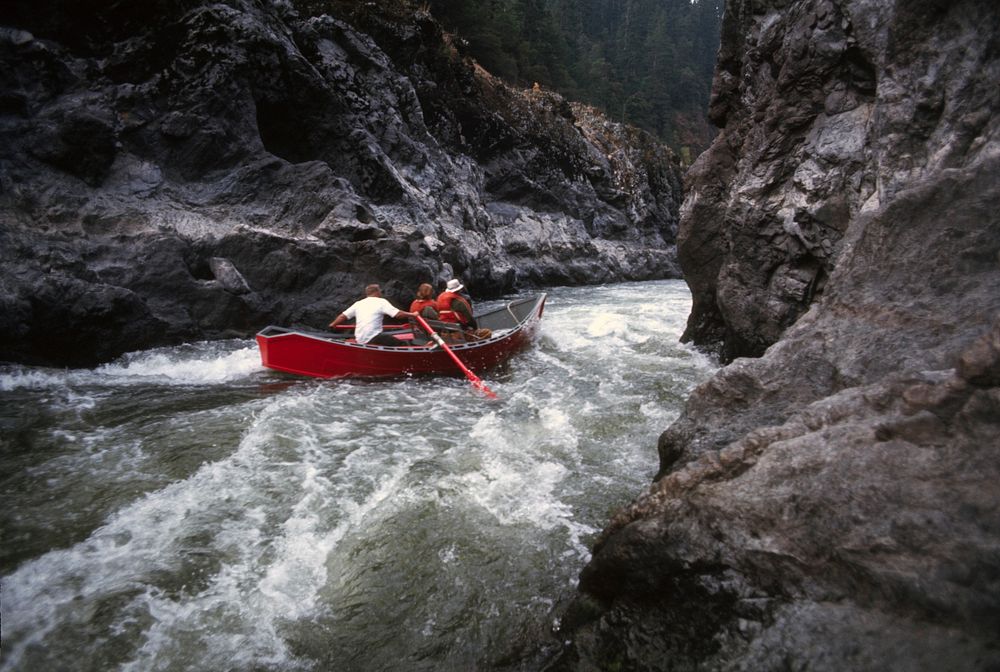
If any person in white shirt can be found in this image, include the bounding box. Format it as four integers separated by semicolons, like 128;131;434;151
329;284;416;346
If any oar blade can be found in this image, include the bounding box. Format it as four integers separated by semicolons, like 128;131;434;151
415;314;499;400
473;378;498;399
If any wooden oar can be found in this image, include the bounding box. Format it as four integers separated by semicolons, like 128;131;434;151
414;314;497;399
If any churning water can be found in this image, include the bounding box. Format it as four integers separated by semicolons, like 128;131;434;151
0;280;715;672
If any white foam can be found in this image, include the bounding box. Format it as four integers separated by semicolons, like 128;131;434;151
96;344;262;384
0;342;262;391
586;312;631;339
0;392;327;671
256;455;416;622
452;410;594;560
0;368;64;391
438;545;458;564
1;279;719;670
539;407;572;434
484;468;594;562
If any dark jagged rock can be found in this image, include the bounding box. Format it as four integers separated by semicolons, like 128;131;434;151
0;0;682;367
556;0;1000;670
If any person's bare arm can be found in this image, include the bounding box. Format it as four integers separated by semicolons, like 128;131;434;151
329;313;348;329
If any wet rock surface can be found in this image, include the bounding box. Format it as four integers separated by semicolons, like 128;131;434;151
556;0;1000;669
0;0;682;366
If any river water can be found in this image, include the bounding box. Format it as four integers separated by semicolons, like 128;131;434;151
0;280;715;672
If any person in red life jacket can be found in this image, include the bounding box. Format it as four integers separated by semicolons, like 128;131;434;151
409;283;439;319
329;284;416;346
435;278;478;329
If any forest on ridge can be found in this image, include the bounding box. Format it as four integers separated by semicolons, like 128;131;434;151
428;0;724;159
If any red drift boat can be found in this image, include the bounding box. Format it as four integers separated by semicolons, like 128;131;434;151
256;294;546;379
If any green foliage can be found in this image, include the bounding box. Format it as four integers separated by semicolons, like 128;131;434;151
430;0;724;155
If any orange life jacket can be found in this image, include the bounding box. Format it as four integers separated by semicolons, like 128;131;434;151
435;291;474;326
410;299;436;313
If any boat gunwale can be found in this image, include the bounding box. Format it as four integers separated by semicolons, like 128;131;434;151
256;294;546;353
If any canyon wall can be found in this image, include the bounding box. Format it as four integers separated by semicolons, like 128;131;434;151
556;0;1000;669
0;0;683;366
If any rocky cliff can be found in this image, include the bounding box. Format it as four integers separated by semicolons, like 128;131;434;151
0;0;682;367
556;0;1000;669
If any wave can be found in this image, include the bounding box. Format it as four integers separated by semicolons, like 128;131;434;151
0;341;262;391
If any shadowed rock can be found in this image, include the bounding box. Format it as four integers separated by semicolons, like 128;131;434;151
0;0;683;366
555;0;1000;669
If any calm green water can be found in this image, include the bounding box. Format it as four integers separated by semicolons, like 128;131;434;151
0;280;715;672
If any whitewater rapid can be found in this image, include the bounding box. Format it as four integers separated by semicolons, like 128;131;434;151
0;280;714;672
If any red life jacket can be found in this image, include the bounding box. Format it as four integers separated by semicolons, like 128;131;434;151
410;299;436;313
435;291;473;325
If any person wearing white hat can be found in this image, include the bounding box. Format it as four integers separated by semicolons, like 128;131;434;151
435;278;477;329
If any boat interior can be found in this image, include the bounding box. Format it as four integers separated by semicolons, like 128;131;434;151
258;295;543;347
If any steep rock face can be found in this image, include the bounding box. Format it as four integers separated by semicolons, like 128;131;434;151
555;0;1000;669
678;0;997;361
0;0;682;367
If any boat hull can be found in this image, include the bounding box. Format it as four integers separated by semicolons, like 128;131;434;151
256;295;545;379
